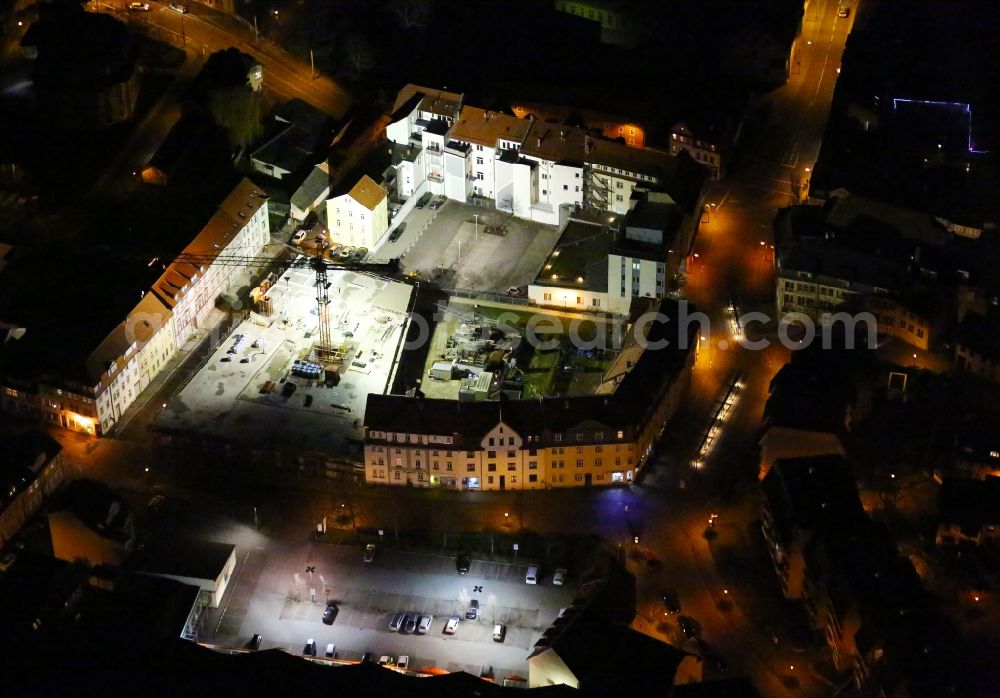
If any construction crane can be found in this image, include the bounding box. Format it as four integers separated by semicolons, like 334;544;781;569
174;251;402;360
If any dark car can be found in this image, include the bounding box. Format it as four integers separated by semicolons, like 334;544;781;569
415;192;433;209
429;197;445;210
244;634;262;650
678;616;699;639
456;553;472;574
322;603;338;625
466;599;479;620
388;224;406;243
303;639;317;656
361;652;375;663
403;612;418;634
660;590;681;615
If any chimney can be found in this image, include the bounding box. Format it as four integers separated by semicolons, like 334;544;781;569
537;136;542;148
584;136;592;154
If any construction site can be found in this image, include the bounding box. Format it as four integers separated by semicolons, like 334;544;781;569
154;256;413;453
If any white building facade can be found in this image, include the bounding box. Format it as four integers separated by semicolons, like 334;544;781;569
327;175;389;249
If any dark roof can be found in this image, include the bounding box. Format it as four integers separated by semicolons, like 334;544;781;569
81;572;201;640
761;455;866;545
763;357;854;433
128;539;235;582
938;477;1000;531
546;621;691;694
0;552;85;633
0;430;61;513
274;98;334;131
532;219;613;292
954;309;1000;361
613;201;684;262
291;163;331;210
49;479;131;543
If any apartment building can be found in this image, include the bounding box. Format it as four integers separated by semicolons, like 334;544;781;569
326;174;389;249
385;85;463;199
363;298;696;490
0;179;270;437
0;431;65;549
151;179;269;349
385;85;706;227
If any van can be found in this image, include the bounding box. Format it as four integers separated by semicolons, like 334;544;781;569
325;643;335;658
525;566;538;585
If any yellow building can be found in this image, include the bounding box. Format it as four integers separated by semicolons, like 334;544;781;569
363;299;695;491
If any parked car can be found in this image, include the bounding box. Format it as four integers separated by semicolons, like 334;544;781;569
444;615;460;634
389;611;406;632
456;553;471;574
837;5;850;17
429;197;445;210
338;246;353;258
244;634;262;650
552;568;567;586
388;224;406;243
660;590;681;615
351;247;368;261
492;623;506;643
403;612;418;634
322;602;338;625
506;286;527;297
303;639;317;656
415;192;433;209
168;3;189;13
128;2;150;10
363;544;376;563
292;230;307;244
325;643;336;658
466;599;479;620
361;652;375;663
378;655;394;666
396;655;409;670
417;615;433;634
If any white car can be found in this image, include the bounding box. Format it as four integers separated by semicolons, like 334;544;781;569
553;568;567;586
396;655;409;670
492;623;506;643
443;615;460;635
128;2;150;10
378;655;394;666
292;230;306;244
417;614;433;634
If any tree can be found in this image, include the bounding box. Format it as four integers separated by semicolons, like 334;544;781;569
388;0;431;30
207;86;264;154
341;35;375;75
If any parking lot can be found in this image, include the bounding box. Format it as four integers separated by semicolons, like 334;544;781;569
201;543;575;682
155;262;413;451
376;199;562;292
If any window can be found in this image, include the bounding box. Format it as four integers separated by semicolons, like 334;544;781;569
543;292;552;301
476;157;484;165
577;296;582;304
576;433;584;441
617;430;624;439
529;474;538;483
595;459;603;466
595;432;604;440
467;464;476;471
542;189;547;196
508;463;516;471
554;434;562;442
487;450;496;458
466;451;476;458
616;181;623;189
507;450;516;457
508;437;514;445
488;464;496;471
563;185;569;191
616;194;623;202
447;462;453;471
488;476;494;484
488;437;494;446
394;471;401;479
528;461;537;469
592;298;600;307
576;459;584;467
575;474;583;481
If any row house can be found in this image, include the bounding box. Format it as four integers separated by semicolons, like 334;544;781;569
364;297;695;490
0;431;65;549
0;180;269;437
385;85;463;200
759;455;865;599
151;179;269;349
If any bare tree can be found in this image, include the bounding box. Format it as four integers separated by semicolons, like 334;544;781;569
341;35;376;75
388;0;432;30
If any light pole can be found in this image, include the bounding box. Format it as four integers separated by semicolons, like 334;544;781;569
473;213;479;241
